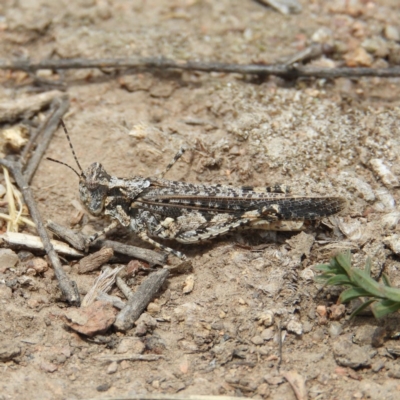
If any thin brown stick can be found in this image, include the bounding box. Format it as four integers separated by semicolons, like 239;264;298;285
0;160;80;305
283;43;331;66
96;239;167;265
78;247;114;274
20;99;59;164
91;395;246;400
114;268;169;331
94;354;164;362
1;57;400;78
0;90;64;123
277;320;283;370
23;95;70;183
0;231;82;257
46;219;87;250
88;395;247;400
46;220;168;265
81;264;125;307
281;371;307;400
116;276;134;299
97;293;126;309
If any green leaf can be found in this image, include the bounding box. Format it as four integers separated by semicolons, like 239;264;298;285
350;299;375;319
314;251;400;319
315;274;332;283
371;299;400;319
314;264;335;272
314;266;343;277
343;264;400;302
336;250;352;274
325;274;353;286
365;257;372;276
381;273;392;287
339;287;371;303
349;268;400;302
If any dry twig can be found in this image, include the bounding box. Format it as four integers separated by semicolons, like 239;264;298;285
46;219;87;250
22;95;70;183
46;219;167;265
281;371;307;400
0;160;80;305
1;57;400;79
0;231;82;257
95;354;164;363
114;268;169;331
116;276;134;299
96;239;167;265
0;90;64;123
82;265;125;307
87;394;247;400
96;293;126;309
78;247;114;273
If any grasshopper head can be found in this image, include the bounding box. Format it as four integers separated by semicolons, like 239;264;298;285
79;162;111;216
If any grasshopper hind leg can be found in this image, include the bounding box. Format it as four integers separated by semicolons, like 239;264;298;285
137;231;187;260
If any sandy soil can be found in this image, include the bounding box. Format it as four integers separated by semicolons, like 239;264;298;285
1;1;400;399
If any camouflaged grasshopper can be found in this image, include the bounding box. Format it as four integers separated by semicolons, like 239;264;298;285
48;121;346;260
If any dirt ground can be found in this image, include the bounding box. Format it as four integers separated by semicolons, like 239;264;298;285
1;0;400;399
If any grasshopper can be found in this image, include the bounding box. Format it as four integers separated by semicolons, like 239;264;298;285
48;121;346;260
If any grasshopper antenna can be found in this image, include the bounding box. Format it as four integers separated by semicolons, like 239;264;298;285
46;157;80;178
46;119;84;178
59;119;84;174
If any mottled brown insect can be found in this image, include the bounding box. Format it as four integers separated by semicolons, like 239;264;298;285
49;121;346;260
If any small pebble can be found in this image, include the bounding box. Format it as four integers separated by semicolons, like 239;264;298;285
257;310;274;327
0;249;19;270
287;320;303;336
116;337;145;354
316;305;328;324
312;328;325;342
261;327;275;341
0;285;12;299
316;305;327;317
40;361;58;373
26;258;48;274
384;25;400;42
371;360;385;373
311;27;333;44
302;321;313;333
383;234;400;255
362;36;389;58
251;335;264;345
345;47;373;67
264;375;284;385
182;275;195;294
96;383;111;392
388;365;400;379
62;265;72;274
329;321;343;337
300;267;314;281
370;159;399;188
0;341;21;361
328;304;346;320
257;383;270;397
17;251;34;261
107;361;118;374
147;302;161;315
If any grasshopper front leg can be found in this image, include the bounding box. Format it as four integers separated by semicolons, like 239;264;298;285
86;220;119;246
